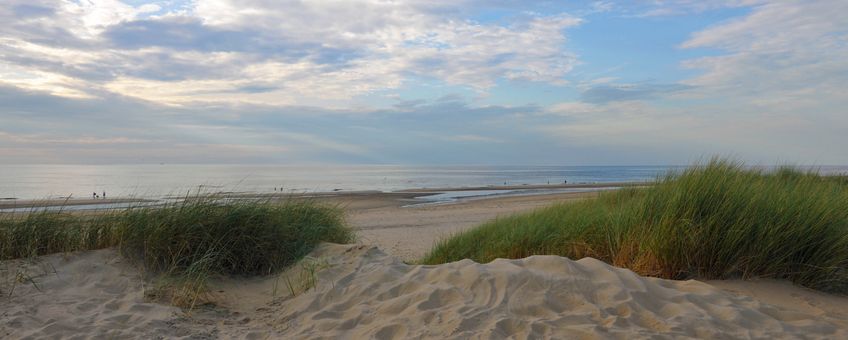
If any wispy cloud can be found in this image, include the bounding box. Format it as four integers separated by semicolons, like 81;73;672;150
0;0;582;106
0;1;846;165
679;0;848;105
442;134;504;143
580;83;692;104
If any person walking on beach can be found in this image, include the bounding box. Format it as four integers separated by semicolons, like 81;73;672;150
93;192;97;199
103;191;106;199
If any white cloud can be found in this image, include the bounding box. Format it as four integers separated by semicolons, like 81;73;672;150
680;0;848;105
63;0;157;37
536;0;848;164
0;0;582;106
2;0;845;165
673;0;848;161
0;62;95;98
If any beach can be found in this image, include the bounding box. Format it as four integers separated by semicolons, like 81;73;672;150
3;0;844;336
3;185;848;339
4;0;846;337
343;190;602;261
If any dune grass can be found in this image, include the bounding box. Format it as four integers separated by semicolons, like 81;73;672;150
0;211;121;260
422;159;848;293
0;197;352;306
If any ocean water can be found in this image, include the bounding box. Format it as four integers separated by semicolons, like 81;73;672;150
1;164;846;200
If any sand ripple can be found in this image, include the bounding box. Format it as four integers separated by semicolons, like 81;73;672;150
0;250;184;339
2;244;847;339
267;244;847;339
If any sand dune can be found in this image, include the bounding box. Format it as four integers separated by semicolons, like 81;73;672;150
247;244;848;339
0;249;181;339
3;244;846;339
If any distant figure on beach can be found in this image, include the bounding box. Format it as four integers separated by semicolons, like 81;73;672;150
564;180;568;184
93;192;97;199
103;191;106;199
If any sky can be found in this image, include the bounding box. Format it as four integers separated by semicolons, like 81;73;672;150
1;0;846;165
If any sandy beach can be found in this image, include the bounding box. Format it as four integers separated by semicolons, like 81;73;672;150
342;191;601;261
3;188;848;338
0;198;154;209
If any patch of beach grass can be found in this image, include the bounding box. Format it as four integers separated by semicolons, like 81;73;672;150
115;198;351;275
0;210;121;260
422;158;848;293
1;197;352;307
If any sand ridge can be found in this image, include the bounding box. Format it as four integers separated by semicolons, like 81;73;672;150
251;243;848;339
2;244;847;339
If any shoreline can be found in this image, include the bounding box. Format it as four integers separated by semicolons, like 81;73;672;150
0;198;156;209
394;181;649;192
1;182;634;210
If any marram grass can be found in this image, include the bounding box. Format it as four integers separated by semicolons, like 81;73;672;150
422;159;848;293
116;198;352;275
0;197;352;307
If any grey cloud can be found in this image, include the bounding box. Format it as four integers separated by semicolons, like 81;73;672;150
392;99;427;110
104;18;259;52
0;41;245;83
4;21;92;49
0;2;93;50
581;83;692;104
0;84;541;164
0;45;115;81
117;51;247;81
235;85;279;94
12;4;55;18
103;18;362;65
0;85;170;132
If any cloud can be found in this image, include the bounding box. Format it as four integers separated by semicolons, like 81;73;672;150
580;83;692;104
679;0;848;104
104;18;257;52
442;134;504;143
628;1;765;17
0;0;583;106
0;132;150;145
1;0;846;166
12;4;55;18
532;0;846;165
0;84;539;164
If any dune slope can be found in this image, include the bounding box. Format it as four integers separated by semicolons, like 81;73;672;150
266;244;847;339
2;244;847;339
0;250;186;339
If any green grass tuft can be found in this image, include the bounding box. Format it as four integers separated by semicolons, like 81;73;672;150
116;198;352;276
1;197;352;307
422;158;848;293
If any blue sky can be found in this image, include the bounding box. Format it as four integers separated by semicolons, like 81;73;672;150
1;0;846;165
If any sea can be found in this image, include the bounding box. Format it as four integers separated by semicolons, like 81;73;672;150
1;164;846;201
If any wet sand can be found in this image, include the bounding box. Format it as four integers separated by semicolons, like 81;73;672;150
0;181;626;213
0;198;153;209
